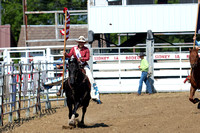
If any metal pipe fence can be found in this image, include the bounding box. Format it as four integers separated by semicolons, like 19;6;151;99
0;61;67;126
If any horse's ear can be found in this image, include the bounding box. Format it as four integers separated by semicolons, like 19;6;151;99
189;48;192;52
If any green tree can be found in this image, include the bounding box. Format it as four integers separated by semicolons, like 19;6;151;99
1;0;23;42
1;0;87;44
26;0;87;25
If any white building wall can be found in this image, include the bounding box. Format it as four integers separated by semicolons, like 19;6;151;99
88;3;197;33
94;0;108;6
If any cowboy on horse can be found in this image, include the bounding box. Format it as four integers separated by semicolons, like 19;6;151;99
57;36;102;104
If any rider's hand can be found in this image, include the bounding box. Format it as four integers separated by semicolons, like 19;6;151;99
56;65;60;69
193;36;196;41
63;51;67;56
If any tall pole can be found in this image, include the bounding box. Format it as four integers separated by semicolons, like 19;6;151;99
0;0;2;25
61;10;68;92
23;0;28;47
193;0;200;48
146;30;155;93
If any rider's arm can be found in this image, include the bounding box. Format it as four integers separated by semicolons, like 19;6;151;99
80;48;90;62
65;48;74;58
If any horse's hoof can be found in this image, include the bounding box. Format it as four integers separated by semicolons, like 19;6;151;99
69;114;75;126
78;122;86;128
69;120;75;126
194;98;200;104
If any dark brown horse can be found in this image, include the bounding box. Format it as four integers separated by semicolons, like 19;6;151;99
189;48;200;104
63;58;91;127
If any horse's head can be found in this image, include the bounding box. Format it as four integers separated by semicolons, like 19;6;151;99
189;48;199;68
68;58;81;85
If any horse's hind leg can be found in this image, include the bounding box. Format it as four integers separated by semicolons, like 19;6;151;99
80;106;87;125
189;86;199;104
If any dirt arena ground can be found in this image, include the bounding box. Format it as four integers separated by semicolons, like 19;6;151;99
4;92;200;133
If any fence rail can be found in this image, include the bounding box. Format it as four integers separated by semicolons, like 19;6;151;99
92;46;192;93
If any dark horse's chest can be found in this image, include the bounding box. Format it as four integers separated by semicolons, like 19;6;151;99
65;77;91;103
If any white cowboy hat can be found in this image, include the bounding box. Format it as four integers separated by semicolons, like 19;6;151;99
75;36;87;43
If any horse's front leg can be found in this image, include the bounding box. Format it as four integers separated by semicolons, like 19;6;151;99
68;107;72;120
67;100;73;119
189;86;199;104
69;102;80;126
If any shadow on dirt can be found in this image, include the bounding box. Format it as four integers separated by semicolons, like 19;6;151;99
84;123;109;128
0;107;58;133
62;122;109;130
